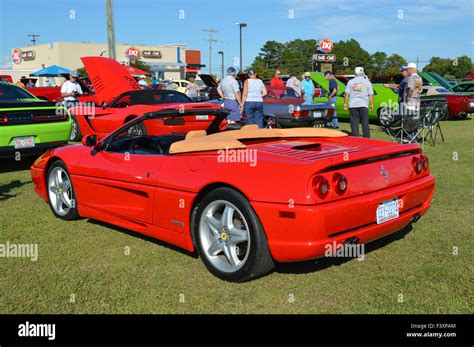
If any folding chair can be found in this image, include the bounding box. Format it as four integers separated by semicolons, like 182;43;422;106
422;101;446;146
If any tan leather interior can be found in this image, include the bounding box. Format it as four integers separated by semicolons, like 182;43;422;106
185;130;207;139
169;127;347;154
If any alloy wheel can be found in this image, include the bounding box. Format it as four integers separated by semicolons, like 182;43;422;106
48;167;74;216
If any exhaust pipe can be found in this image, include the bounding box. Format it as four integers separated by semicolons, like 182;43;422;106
411;214;421;224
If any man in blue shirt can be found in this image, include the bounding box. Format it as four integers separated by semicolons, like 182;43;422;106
324;71;339;128
301;72;314;104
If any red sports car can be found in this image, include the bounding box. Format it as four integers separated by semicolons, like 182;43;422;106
69;57;218;141
31;107;435;282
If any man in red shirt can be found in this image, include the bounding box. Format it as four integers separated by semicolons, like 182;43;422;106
269;70;285;98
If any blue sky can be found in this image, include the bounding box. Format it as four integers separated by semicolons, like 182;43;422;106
0;0;472;73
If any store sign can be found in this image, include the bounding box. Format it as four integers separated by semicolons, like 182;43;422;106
125;47;140;59
12;49;22;64
142;50;162;59
21;50;35;60
312;54;336;62
318;39;334;53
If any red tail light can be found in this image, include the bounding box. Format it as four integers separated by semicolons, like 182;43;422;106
0;115;8;124
313;176;330;198
413;157;423;174
421;155;429;170
291;109;309;118
333;173;348;194
326;108;334;116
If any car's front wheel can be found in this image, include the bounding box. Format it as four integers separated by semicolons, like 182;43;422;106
46;161;79;220
194;187;274;282
69;115;82;142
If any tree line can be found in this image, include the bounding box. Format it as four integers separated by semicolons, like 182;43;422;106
250;38;473;81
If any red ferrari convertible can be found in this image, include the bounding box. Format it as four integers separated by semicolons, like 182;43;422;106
31;107;435;282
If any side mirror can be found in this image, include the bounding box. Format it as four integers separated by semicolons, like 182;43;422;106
82;134;97;147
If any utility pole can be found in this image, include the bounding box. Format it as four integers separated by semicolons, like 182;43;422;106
235;23;247;73
106;0;116;60
28;34;40;45
218;51;224;79
202;29;218;75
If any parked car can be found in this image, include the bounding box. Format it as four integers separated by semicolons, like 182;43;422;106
0;82;71;159
419;86;474;119
449;81;474;95
312;72;399;124
31;107;435;282
69;57;221;141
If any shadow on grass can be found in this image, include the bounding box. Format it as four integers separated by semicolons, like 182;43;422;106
275;224;414;275
87;219;199;259
0;157;37;173
0;180;32;202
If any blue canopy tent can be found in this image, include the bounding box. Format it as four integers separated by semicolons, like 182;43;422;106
31;65;72;77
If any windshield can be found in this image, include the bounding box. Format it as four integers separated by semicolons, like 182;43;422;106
0;84;36;101
111;90;192;107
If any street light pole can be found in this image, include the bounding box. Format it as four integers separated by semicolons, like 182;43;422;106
236;23;247;73
106;0;116;60
218;51;224;78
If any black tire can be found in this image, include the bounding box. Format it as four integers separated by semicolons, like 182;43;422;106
193;187;275;282
264;116;281;129
46;161;79;221
126;121;147;137
69;115;82;142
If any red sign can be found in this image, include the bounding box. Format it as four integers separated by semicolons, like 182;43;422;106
12;49;22;64
319;39;333;53
125;47;140;59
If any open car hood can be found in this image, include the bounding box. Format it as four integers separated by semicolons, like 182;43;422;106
81;57;141;105
198;74;218;88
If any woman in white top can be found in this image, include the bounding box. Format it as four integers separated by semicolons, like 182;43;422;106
242;70;267;128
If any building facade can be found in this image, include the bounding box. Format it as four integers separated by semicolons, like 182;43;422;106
3;41;204;84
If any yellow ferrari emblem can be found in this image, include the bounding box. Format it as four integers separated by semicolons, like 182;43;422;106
220;232;228;241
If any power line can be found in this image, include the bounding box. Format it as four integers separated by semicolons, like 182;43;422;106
202;29;219;75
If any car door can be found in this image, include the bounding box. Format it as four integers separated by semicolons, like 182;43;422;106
74;148;163;225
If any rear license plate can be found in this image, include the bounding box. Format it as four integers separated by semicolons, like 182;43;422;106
196;115;209;120
312;111;323;118
376;198;399;224
14;136;35;149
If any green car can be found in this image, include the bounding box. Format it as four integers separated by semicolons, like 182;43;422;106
420;71;474;95
0;82;71;159
311;72;399;124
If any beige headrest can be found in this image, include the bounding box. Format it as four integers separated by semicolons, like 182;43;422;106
185;130;207;140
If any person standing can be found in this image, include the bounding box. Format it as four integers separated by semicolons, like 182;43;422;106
242;70;267;128
185;76;201;101
16;77;26;88
61;72;83;108
344;67;374;138
384;65;409;117
301;72;315;104
138;75;148;89
26;79;36;88
269;69;285;98
405;63;423;114
217;66;242;125
286;74;302;97
324;71;339;128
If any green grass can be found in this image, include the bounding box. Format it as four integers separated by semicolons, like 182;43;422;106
0;120;473;314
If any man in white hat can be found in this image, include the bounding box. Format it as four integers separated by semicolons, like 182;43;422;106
405;63;423;112
61;71;83;107
138;75;148;89
344;66;374;138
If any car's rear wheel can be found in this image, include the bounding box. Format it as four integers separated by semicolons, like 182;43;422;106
69;115;82;142
46;161;79;220
264;116;281;129
194;187;274;282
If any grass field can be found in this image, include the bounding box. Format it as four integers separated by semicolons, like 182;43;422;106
0;120;473;314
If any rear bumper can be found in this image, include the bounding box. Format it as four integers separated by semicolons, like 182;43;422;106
0;141;68;159
252;174;435;262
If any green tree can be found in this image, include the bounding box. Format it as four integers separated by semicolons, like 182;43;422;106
370;51;387;75
331;39;372;75
76;67;88;78
423;56;473;79
383;53;407;76
129;58;152;74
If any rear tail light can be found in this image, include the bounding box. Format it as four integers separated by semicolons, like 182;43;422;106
291;108;309;118
421;155;429;170
0;115;8;124
413;157;423;174
326;108;334;116
312;176;330;198
333;173;348;194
